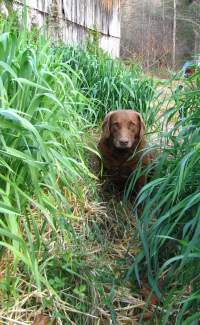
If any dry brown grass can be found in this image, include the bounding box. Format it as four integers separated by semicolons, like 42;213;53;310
0;110;176;325
0;131;157;324
0;180;149;324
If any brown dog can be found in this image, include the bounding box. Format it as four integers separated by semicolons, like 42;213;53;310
98;110;154;194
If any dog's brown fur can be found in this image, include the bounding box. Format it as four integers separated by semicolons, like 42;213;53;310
98;110;154;193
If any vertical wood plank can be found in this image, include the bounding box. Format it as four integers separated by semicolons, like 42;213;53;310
11;0;120;57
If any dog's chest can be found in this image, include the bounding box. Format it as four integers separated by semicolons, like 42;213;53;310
98;140;143;185
102;151;138;180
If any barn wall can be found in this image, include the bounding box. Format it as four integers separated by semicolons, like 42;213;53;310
11;0;121;58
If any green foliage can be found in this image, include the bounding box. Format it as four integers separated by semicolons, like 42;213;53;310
0;1;21;35
0;0;14;10
54;45;157;123
0;12;99;316
85;26;101;54
126;73;200;324
1;6;200;325
0;9;138;324
40;251;115;322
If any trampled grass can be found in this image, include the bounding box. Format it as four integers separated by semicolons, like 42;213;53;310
0;7;200;325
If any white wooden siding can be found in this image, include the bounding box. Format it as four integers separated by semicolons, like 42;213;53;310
10;0;121;58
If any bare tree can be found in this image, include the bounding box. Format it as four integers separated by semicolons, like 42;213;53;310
121;0;200;73
172;0;177;69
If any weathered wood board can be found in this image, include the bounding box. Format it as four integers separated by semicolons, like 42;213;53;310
10;0;121;57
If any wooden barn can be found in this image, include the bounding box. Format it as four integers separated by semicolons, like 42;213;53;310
10;0;121;58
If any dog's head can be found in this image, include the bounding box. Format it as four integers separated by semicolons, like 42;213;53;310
101;110;145;149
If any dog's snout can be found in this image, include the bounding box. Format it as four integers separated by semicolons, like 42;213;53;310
119;138;129;145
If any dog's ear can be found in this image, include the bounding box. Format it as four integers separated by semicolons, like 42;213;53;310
137;113;145;138
102;112;112;138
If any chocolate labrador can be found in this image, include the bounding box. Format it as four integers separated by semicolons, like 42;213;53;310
98;110;154;195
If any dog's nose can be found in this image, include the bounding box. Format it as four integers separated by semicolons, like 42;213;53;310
119;138;129;145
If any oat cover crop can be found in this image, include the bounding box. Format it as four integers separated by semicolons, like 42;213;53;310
128;73;200;324
0;6;200;325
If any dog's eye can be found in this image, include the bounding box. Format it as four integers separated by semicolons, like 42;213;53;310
130;121;136;126
113;121;119;126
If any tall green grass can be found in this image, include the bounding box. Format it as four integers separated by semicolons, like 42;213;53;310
55;45;157;123
0;8;158;324
126;73;200;324
2;6;200;325
0;18;99;303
